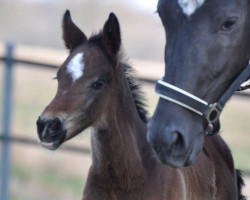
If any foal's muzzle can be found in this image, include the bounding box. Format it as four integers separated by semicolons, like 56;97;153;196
36;117;66;150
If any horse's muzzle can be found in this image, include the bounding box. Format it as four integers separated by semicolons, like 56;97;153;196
147;119;204;168
36;117;66;150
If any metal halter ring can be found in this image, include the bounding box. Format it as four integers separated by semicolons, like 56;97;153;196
204;103;221;125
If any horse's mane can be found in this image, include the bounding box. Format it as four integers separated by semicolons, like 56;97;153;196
88;33;148;123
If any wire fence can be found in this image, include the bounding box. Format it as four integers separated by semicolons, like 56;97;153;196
0;42;250;200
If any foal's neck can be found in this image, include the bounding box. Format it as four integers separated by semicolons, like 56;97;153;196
90;63;154;186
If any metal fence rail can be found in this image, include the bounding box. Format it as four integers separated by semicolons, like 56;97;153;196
0;42;250;200
1;43;13;200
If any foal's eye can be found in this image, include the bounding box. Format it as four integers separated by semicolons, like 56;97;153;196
92;79;106;90
220;18;238;31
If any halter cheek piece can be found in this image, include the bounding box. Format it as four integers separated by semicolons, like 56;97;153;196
156;60;250;136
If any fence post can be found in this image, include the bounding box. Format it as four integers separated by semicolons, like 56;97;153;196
1;43;14;200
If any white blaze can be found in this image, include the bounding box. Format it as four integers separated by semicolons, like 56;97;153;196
67;52;84;82
178;0;206;16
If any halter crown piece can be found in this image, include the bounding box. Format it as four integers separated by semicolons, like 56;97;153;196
156;60;250;136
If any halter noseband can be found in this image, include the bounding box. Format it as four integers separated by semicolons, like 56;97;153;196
156;60;250;136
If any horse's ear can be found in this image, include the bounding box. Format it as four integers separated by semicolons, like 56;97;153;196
102;13;121;60
62;10;87;51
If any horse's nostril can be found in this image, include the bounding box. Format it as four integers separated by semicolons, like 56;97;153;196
147;126;187;156
172;131;185;150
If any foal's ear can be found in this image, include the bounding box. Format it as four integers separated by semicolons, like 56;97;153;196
102;13;121;60
62;10;87;51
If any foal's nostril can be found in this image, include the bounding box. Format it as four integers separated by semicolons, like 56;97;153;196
48;118;62;137
36;118;45;134
49;118;61;132
36;117;63;139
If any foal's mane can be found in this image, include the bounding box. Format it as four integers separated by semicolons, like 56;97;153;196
88;33;148;123
123;62;148;123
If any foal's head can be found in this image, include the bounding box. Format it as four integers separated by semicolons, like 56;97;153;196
36;11;123;150
147;0;250;167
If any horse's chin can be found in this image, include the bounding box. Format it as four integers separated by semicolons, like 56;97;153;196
156;153;190;168
183;133;204;166
157;150;199;168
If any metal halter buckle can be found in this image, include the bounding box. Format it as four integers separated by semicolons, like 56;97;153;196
205;103;221;125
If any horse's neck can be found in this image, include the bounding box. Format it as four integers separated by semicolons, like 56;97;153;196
90;67;154;184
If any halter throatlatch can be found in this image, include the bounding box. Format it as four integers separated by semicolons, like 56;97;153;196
156;60;250;136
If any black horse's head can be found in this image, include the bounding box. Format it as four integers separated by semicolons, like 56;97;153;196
147;0;250;167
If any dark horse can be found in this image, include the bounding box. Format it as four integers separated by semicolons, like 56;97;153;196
147;0;250;168
36;10;244;200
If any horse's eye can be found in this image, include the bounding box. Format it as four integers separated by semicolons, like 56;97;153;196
92;79;106;90
220;18;237;31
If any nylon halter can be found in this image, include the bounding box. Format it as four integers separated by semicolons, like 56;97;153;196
156;60;250;136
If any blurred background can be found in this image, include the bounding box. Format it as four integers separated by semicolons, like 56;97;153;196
0;0;249;199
